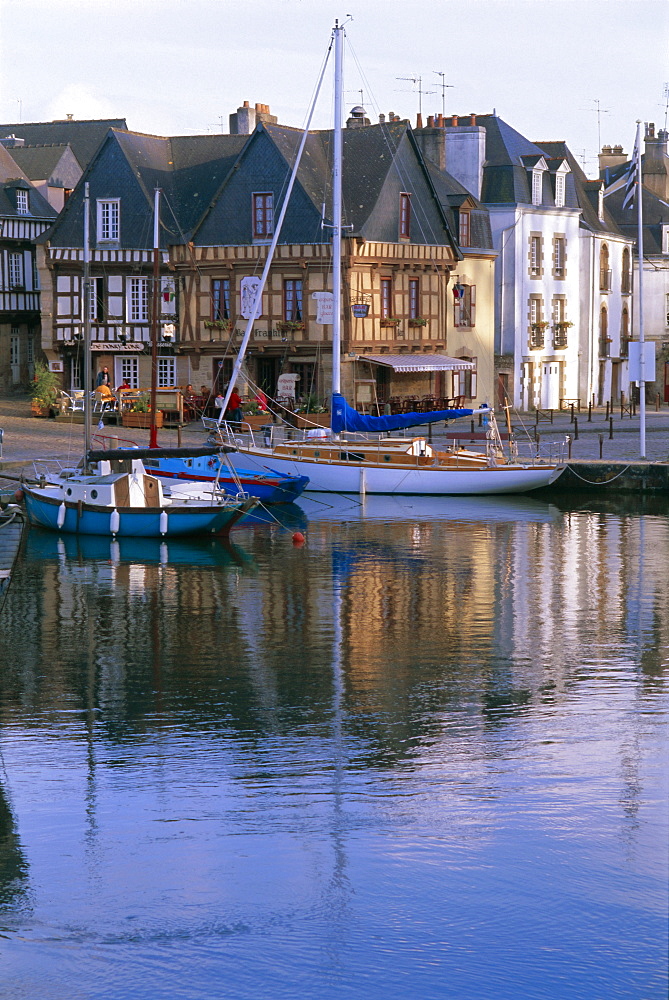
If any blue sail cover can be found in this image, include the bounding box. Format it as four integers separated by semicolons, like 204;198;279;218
331;392;474;433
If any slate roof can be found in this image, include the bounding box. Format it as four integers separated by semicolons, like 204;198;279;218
600;153;669;255
0;119;128;168
6;143;74;180
465;115;580;208
536;140;623;236
0;144;56;220
424;159;494;251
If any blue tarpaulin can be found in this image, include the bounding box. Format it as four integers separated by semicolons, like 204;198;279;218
330;393;474;434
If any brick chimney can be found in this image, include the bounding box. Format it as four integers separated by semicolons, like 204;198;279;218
599;143;627;172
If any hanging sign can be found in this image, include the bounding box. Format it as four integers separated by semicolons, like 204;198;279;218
351;303;369;318
240;276;262;319
312;291;334;325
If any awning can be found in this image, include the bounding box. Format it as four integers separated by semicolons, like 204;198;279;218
361;354;475;372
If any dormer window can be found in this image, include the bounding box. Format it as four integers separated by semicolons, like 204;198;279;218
253;193;274;239
458;210;470;247
532;169;542;206
97;199;120;243
16;188;29;214
555;173;565;208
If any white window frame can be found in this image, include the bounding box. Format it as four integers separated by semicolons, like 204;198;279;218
8;252;23;288
127;277;148;322
116;357;139;389
553;236;566;278
532;169;542;206
555;172;565;208
157;356;176;387
97;199;120;243
16;189;29;214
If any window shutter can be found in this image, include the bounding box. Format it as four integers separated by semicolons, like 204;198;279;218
470;285;476;327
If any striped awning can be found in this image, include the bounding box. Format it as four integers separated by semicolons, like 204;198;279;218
362;354;475;373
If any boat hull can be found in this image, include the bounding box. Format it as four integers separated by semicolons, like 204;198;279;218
143;456;309;504
23;488;253;537
226;447;562;495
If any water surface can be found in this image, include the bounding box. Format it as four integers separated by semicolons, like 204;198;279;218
0;494;667;999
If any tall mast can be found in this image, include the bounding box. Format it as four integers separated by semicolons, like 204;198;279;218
83;182;91;468
634;121;646;459
331;19;344;397
149;187;161;449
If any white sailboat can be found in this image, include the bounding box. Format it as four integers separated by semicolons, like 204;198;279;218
208;20;563;496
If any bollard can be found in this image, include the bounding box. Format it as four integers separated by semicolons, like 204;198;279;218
588;401;592;422
570;403;574;423
470;419;475;435
605;400;610;420
599;434;603;459
609;416;614;439
428;423;433;443
0;427;3;459
177;425;182;447
573;417;578;440
566;434;572;460
478;411;482;427
656;393;660;412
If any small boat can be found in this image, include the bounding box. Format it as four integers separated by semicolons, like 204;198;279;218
142;452;309;504
23;453;257;538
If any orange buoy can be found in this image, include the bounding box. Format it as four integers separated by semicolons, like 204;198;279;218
292;531;305;546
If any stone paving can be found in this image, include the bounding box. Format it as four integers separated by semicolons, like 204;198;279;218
0;393;667;484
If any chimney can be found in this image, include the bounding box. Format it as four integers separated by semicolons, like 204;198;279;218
470;113;476;125
436;114;444;127
229;101;256;134
443;119;487;199
599;143;628;172
643;122;669;200
451;115;458;127
379;114;386;124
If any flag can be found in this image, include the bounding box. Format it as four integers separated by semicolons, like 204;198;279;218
622;130;640;211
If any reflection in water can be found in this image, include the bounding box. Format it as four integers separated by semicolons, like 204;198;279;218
0;778;29;912
0;496;666;999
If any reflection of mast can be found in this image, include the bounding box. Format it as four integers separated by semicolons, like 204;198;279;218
0;771;30;910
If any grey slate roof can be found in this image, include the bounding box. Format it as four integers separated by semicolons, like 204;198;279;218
536;140;623;236
0;119;128;168
6;143;76;181
424;159;494;251
0;144;56;220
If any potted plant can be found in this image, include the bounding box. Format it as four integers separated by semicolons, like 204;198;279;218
276;320;306;333
31;361;61;417
295;394;330;428
380;316;401;328
408;317;427;327
204;319;233;332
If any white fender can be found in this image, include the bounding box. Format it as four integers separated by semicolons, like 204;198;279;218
57;502;66;529
159;510;168;536
110;508;120;535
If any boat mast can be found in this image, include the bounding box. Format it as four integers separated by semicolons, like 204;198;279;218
149;187;161;449
83;182;92;469
331;19;344;397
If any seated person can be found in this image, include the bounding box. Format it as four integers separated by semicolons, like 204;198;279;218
95;382;116;407
183;384;196;400
116;379;131;393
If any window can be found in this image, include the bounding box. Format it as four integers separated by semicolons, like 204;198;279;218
118;357;139;389
552;297;569;348
71;357;82;391
89;277;105;321
454;357;477;400
553;236;566;278
409;278;419;319
380;278;393;318
620;308;630;356
212;278;231;321
32;255;39;290
253;193;273;238
158;357;176;387
600;306;609;355
127;277;148;322
458;210;470;248
97;199;120;242
453;284;476;327
283;279;303;321
555;172;565;208
621;247;631;294
16;188;29;214
529;296;545;349
10;334;19;366
532;169;542;206
599;244;611;291
529;234;542;277
399;193;411;239
8;252;23;288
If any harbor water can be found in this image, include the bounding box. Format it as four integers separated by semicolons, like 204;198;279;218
0;493;667;999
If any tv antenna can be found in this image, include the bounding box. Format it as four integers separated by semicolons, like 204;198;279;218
396;75;434;118
592;99;610;152
663;82;669;130
434;72;454;119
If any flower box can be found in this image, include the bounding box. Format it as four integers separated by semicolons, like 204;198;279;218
122;411;164;429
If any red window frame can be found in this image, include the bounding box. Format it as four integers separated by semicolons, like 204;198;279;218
283;279;303;321
399;193;411;239
409;278;419;319
380;278;393;318
212;278;230;321
253;193;274;238
459;211;470;248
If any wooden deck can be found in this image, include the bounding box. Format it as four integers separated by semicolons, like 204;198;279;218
0;506;26;608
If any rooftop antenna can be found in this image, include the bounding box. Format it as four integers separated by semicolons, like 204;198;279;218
345;89;365;106
396;75;434;118
434;72;454;119
592;98;610;152
663;82;669;130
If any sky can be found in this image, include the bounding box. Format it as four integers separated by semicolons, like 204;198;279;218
0;0;667;176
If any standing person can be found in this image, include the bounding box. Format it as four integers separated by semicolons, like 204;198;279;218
96;366;111;387
225;386;243;425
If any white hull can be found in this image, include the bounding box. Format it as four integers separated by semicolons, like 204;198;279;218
228;447;562;495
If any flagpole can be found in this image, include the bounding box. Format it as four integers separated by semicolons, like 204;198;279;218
633;121;646;458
